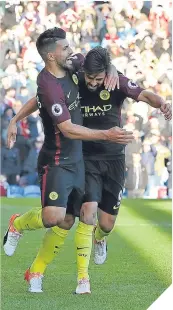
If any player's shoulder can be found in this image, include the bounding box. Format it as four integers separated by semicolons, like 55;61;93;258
77;70;85;84
37;68;47;81
37;68;58;91
117;71;141;89
110;71;125;95
117;71;129;83
66;67;84;88
37;68;54;84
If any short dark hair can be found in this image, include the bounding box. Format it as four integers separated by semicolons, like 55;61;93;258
36;27;66;61
84;46;111;75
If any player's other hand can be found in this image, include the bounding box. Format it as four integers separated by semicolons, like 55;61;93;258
160;102;172;121
104;65;120;91
107;127;134;144
7;119;17;149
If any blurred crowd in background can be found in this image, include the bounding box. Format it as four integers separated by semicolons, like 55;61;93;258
0;1;172;198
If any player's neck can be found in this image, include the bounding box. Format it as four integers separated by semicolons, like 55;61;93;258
45;63;66;78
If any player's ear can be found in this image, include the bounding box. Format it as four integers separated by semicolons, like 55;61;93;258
47;52;55;61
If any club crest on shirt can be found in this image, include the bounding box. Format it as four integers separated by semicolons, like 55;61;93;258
128;80;138;89
72;74;78;85
49;192;58;200
52;103;63;116
99;90;110;100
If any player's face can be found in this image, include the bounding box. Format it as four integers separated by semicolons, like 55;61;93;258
53;39;73;68
85;71;106;92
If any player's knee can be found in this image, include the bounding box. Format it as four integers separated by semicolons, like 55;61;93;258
42;207;66;228
59;214;75;230
55;214;66;226
99;215;116;233
80;202;98;225
65;214;75;228
42;218;57;228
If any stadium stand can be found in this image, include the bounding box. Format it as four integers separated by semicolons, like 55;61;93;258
0;1;172;198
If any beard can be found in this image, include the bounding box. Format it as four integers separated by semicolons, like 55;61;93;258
55;57;71;70
87;86;98;92
63;59;74;70
86;83;102;92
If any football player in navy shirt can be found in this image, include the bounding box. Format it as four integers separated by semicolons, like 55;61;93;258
78;47;171;265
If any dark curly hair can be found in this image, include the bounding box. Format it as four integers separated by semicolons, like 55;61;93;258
36;27;66;61
83;46;111;75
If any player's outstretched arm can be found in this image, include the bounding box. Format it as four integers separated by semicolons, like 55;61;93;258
7;97;38;149
138;90;172;121
58;120;134;144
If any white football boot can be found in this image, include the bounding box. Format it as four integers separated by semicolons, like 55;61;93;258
3;214;22;256
24;268;43;293
75;278;91;294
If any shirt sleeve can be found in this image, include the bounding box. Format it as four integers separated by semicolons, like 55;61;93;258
119;74;144;101
38;73;71;125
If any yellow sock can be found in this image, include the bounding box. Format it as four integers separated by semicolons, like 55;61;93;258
75;221;93;281
30;226;68;274
14;208;44;232
95;224;110;241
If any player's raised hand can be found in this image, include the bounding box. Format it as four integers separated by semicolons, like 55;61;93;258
104;65;120;91
160;102;172;121
7;119;17;149
107;127;134;144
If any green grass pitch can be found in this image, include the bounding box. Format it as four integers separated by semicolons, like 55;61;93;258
1;198;172;310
